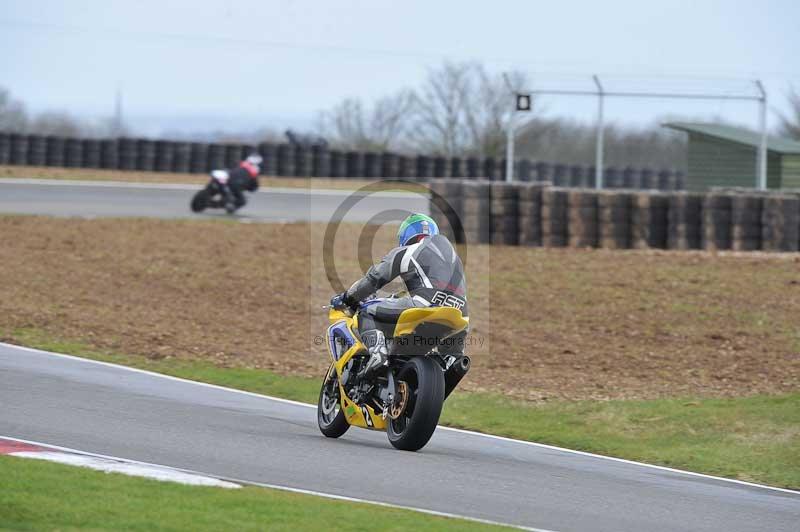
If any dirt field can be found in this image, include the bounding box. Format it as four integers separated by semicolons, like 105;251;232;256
1;215;798;401
0;165;423;191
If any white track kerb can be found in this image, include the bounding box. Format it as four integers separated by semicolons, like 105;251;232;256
0;342;800;502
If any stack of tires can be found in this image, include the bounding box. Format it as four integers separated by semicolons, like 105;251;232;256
257;143;277;175
329;150;346;178
536;162;553;184
567;189;598;248
517;182;545;246
416;155;432;180
295;146;312;177
466;157;480;179
313;145;331;178
172;142;191;173
428;179;463;243
363;152;380;179
9;133;28;165
155;141;174;172
604;166;622;189
190;143;209;173
46;136;66;167
731;195;763;251
0;132;10;164
136;139;155;171
552;164;567;187
433;156;449;178
65;138;84;168
598;190;632;249
100;139;119;169
27;135;47;166
631;192;668;249
622;166;640;189
450;157;464;178
381;153;399;179
541;187;568;247
490;182;519;246
275;144;294;176
83;139;102;168
346;151;364;178
482;158;499;181
461;181;492;244
702;193;733;251
667;192;703;250
761;195;800;252
118;138;138;170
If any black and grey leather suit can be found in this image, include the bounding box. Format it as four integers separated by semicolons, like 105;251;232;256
343;234;468;357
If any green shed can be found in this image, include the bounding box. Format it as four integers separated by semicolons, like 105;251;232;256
663;122;800;191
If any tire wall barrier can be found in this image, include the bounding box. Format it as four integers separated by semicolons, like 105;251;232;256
1;134;691;190
667;192;703;250
432;184;799;253
490;182;519;246
461;181;492;244
567;189;598;248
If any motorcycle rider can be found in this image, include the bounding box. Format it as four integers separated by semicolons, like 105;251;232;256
211;153;262;213
331;213;468;375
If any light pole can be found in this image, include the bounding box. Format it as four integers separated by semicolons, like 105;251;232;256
592;75;605;189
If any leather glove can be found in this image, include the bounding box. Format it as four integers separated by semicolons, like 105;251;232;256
330;292;350;311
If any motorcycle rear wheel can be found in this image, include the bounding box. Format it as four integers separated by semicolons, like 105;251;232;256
387;356;444;451
317;366;349;438
190;189;209;213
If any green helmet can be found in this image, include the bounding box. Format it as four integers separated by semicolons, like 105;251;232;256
397;213;439;246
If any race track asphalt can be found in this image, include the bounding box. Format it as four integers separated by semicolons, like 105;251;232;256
2;344;798;532
0;179;429;223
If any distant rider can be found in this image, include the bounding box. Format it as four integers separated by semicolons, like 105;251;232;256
330;214;469;375
211;153;262;213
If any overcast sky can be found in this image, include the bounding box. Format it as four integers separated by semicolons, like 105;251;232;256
2;0;799;136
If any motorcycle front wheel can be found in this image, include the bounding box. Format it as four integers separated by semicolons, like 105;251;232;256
190;189;210;212
387;356;444;451
317;365;349;438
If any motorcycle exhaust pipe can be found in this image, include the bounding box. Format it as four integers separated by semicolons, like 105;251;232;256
444;355;471;399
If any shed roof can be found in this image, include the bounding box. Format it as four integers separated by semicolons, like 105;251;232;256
663;122;800;155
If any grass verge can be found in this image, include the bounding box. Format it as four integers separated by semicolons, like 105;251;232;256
0;455;505;531
5;327;799;490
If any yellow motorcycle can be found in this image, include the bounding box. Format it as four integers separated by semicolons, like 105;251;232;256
317;298;471;451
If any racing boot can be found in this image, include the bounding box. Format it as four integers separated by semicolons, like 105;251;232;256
360;329;389;377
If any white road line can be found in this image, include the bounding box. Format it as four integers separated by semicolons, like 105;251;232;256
3;341;799;496
0;178;423;198
1;435;552;532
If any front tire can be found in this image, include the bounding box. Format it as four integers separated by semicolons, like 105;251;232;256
387;357;444;451
317;366;349;438
191;189;209;212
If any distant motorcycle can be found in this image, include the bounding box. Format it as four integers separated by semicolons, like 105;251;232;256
190;170;239;214
191;155;262;214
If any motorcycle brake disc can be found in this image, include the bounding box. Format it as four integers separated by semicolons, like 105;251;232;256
389;381;409;420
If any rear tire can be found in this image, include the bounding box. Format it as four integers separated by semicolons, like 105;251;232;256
191;189;209;212
387;357;444;451
317;366;349;438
